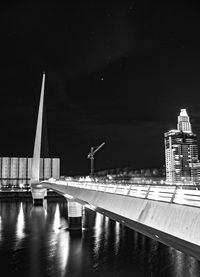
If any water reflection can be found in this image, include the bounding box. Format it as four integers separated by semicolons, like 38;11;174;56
94;212;104;258
0;200;199;277
146;239;159;276
187;256;200;277
104;216;109;249
29;205;48;277
48;228;70;277
172;249;185;276
16;202;25;241
53;204;61;232
115;221;120;255
168;247;200;277
65;232;83;276
48;203;70;276
0;215;2;243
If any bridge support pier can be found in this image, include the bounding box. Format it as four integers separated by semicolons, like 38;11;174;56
31;188;47;206
67;200;83;230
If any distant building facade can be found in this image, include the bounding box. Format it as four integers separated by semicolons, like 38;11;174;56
0;157;60;187
165;109;200;184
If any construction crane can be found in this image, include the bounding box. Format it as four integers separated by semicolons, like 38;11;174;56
87;142;105;176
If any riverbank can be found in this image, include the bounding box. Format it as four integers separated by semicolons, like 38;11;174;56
0;190;64;199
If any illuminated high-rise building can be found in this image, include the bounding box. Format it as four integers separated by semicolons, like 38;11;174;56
165;109;200;184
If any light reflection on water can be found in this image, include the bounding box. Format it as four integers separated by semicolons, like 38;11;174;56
168;247;200;277
52;204;61;232
0;214;2;243
0;200;199;277
115;221;120;255
48;203;70;276
104;216;109;250
94;212;104;258
16;202;25;241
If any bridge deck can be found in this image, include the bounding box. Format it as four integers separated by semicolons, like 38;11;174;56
41;180;200;260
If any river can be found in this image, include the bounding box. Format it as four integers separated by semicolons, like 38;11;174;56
0;199;199;277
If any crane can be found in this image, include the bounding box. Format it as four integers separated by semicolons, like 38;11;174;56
87;142;105;176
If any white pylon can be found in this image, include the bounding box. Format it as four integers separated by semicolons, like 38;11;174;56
31;72;45;186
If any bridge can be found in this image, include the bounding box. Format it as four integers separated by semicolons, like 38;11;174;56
30;73;200;261
39;179;200;260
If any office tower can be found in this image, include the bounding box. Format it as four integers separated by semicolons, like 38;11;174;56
165;109;200;184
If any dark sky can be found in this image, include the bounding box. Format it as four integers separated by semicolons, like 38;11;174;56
1;0;200;175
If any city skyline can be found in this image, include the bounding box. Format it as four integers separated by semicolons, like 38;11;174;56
1;1;200;175
1;3;200;274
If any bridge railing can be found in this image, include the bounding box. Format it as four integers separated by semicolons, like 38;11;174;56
44;179;200;208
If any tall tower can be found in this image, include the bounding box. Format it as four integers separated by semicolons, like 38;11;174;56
177;109;192;132
165;109;200;184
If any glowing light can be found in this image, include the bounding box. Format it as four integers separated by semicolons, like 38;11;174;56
137;187;141;195
180;108;188;117
115;221;120;255
85;176;92;182
16;203;25;239
63;193;74;200
94;212;104;258
53;204;61;232
103;216;109;249
174;189;185;204
84;204;96;210
15;203;25;250
48;178;56;182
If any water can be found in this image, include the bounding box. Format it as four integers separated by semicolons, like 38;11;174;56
0;199;199;277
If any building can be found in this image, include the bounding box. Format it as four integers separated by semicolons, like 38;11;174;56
0;157;60;188
165;109;200;184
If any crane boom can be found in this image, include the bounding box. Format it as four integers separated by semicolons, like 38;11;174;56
93;142;105;155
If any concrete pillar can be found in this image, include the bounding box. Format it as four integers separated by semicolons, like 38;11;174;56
31;188;47;206
68;200;82;230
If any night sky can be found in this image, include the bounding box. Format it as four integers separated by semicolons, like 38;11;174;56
1;1;200;175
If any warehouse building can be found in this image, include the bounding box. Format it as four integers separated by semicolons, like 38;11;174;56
0;157;60;188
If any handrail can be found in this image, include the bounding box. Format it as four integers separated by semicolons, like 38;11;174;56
42;179;200;208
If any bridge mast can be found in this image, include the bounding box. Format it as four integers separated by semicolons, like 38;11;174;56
31;72;47;205
31;72;45;185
